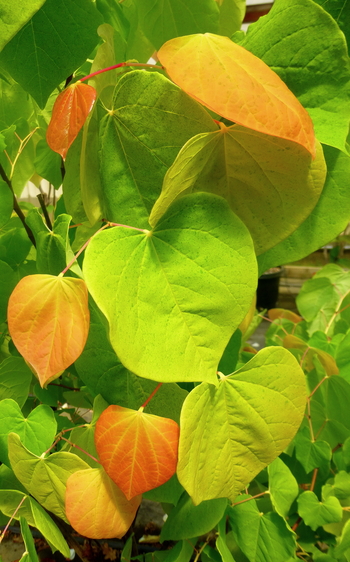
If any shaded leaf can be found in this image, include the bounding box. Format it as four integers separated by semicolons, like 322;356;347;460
150;125;325;254
66;467;141;539
95;405;179;499
47;81;96;159
83;193;257;385
177;347;306;504
8;274;90;387
268;309;302;324
216;516;235;562
143;474;184;505
268;457;299;518
0;178;13;228
297;491;343;530
0;0;46;51
294;429;332;473
334;519;350;558
19;517;40;562
217;0;246;37
0;357;32;407
0;259;16;324
34;139;63;188
158;33;316;157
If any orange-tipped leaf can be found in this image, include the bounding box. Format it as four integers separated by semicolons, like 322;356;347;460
8;274;90;387
46;81;96;159
95;405;179;500
158;34;315;157
66;468;141;539
268;308;302;323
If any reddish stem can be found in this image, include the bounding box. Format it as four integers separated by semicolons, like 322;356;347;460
0;496;27;542
310;468;318;492
60;437;100;464
292;517;302;532
140;383;163;411
80;62;163;83
59;223;110;276
231;491;267;507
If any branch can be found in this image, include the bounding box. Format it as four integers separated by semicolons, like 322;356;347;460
0;164;36;247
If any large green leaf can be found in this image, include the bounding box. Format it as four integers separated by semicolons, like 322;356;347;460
297;491;343;530
150;126;326;255
228;499;296;562
8;433;90;522
313;0;350;49
177;347;306;503
0;0;103;108
132;0;220;50
0;357;32;407
258;147;350;272
160;492;227;541
239;0;350;152
99;70;217;228
0;0;46;51
83;193;257;385
0;490;70;557
268;457;299;518
0;399;57;466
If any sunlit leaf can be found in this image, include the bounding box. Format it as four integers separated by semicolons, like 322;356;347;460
8;274;90;387
177;347;306;504
19;517;40;562
95;405;179;499
65;467;141;539
297;491;343;531
150;126;325;254
158;33;316;157
268;458;299;518
0;0;46;51
46;81;96;159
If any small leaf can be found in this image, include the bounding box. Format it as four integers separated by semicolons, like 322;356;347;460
8;274;90;387
268;309;302;323
283;334;338;376
19;517;40;562
294;428;332;473
297;491;343;531
158;33;316;157
47;81;96;159
0;357;33;407
65;467;141;539
268;457;299;518
95;405;179;499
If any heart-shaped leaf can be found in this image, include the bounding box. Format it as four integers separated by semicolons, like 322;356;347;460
83;193;257;385
0;399;56;467
65;467;141;539
95;405;179;499
158;33;316;157
0;357;33;407
150;126;325;254
177;346;306;504
297;491;343;531
8;433;90;522
46;81;96;159
8;274;90;387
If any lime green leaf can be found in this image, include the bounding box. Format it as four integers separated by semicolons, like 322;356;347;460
99;70;216;228
0;178;13;228
217;0;246;37
80;102;103;226
0;490;70;557
297;491;343;530
34;139;63;189
0;259;16;324
132;0;220;50
335;329;350;381
240;0;350;152
294;429;332;473
0;80;32;131
268;457;299;518
333;471;350;500
62;132;88;224
160;492;227;541
216;516;235;562
84;193;257;385
334;519;350;558
0;357;32;407
150;126;325;254
161;541;194;562
0;464;27;493
0;399;57;467
177;347;306;503
228;499;296;562
313;0;350;50
19;517;39;562
258;147;350;271
0;0;46;51
0;0;103;108
8;433;90;522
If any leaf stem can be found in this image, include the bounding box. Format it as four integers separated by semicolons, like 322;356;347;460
139;383;163;411
310;468;318;492
308;376;328;399
60;437;100;464
231;491;268;507
0;496;27;543
59;222;110;276
80;62;163;83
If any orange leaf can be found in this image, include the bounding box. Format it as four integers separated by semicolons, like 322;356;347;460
65;467;141;539
268;308;302;323
46;81;96;159
7;274;90;387
95;405;179;500
158;34;315;157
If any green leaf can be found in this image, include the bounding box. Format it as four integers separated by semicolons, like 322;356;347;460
0;0;103;108
333;471;350;500
268;457;299;518
177;347;306;504
218;329;241;375
143;474;184;505
95;4;128;64
99;70;217;228
313;0;350;49
297;491;343;531
228;499;296;562
335;329;350;381
216;516;235;562
83;193;257;385
19;517;39;562
0;259;16;324
0;399;57;466
0;80;32;131
132;0;220;50
0;178;13;228
258;147;350;271
0;464;27;493
150;126;326;255
0;490;70;557
0;357;32;407
0;0;46;51
34;139;62;189
0;217;32;267
294;429;332;474
160;492;227;541
334;519;350;558
240;0;350;152
0;120;35;196
62;132;88;224
218;0;245;37
8;433;90;522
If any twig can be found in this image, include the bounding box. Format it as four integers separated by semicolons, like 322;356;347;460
37;193;53;230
